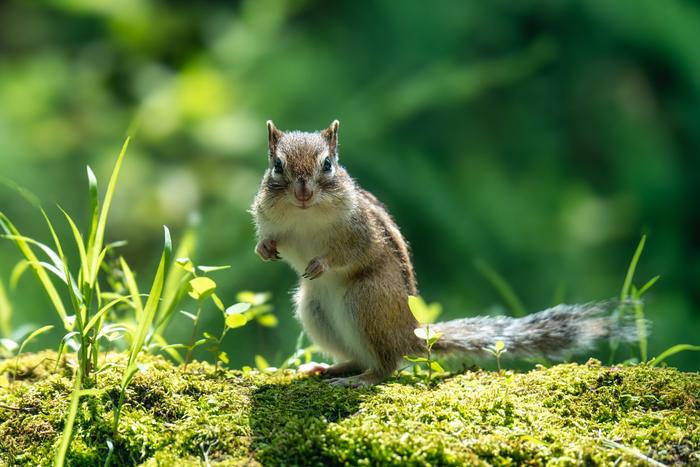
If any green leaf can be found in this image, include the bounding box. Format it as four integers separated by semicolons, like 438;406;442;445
88;137;130;288
54;367;82;467
84;294;146;334
637;275;660;296
408;295;442;324
86;166;99;251
226;302;251;315
413;327;442;342
621;235;646;301
0;215;68;326
197;265;231;273
236;291;270;306
403;355;429;363
154;225;197;338
175;257;194;273
120;257;144;322
257;314;278;327
0;278;12;338
225;313;247;329
650;344;700;367
9;260;30;289
494;340;506;352
255;355;269;370
115;226;172;435
211;293;225;312
124;226;172;374
429;361;444;373
17;325;54;356
218;351;229;365
188;277;217;301
179;310;198;321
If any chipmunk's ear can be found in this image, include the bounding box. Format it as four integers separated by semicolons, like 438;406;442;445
321;119;339;157
266;120;283;155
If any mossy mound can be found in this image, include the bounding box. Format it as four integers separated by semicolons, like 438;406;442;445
0;352;698;465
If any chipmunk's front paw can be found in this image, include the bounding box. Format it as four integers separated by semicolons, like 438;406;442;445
302;256;327;280
255;239;280;261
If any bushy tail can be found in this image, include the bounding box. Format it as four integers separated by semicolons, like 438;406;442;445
431;301;645;359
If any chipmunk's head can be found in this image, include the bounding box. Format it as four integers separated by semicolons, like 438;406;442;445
263;120;348;211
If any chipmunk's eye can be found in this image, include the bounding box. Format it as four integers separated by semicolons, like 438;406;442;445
273;159;284;174
322;157;332;173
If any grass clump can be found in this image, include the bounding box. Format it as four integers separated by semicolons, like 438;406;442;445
1;352;698;466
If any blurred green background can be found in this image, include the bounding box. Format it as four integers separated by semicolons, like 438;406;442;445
1;0;698;370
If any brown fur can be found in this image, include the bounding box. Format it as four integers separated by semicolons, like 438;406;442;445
251;121;642;387
251;120;422;386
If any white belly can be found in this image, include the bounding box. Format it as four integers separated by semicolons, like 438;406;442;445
295;274;375;369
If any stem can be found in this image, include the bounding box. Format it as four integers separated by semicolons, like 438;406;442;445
183;304;203;370
213;328;228;373
426;324;432;381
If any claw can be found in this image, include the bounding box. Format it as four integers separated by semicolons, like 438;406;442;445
303;256;327;280
255;239;280;262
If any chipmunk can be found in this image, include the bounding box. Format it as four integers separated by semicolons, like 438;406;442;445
251;120;641;387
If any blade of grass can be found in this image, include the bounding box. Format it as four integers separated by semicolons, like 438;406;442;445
0;279;12;338
119;257;144;323
154;224;196;336
86;166;99;251
475;259;526;317
114;226;172;435
649;344;700;367
17;325;54;356
58;207;90;288
127;226;171;367
87;137;130;287
0;214;68;327
611;234;647;364
9;260;30;289
637;275;660;296
620;234;646;301
83;294;148;334
54;367;82;467
3;235;65;277
41;209;83;313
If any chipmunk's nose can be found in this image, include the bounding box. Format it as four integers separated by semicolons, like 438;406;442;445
294;178;313;202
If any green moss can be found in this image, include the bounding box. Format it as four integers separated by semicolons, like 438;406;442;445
0;353;698;465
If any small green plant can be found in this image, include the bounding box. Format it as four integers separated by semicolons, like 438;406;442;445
648;344;700;367
1;138;178;460
160;259;277;372
484;340;508;373
612;234;660;363
404;295;444;380
0;138;136;384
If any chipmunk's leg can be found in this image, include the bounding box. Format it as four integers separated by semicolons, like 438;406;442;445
323;361;364;377
325;272;416;387
295;285;355;371
327;368;388;388
298;361;362;377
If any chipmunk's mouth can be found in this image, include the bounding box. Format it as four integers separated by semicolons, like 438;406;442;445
294;200;313;209
292;192;315;209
